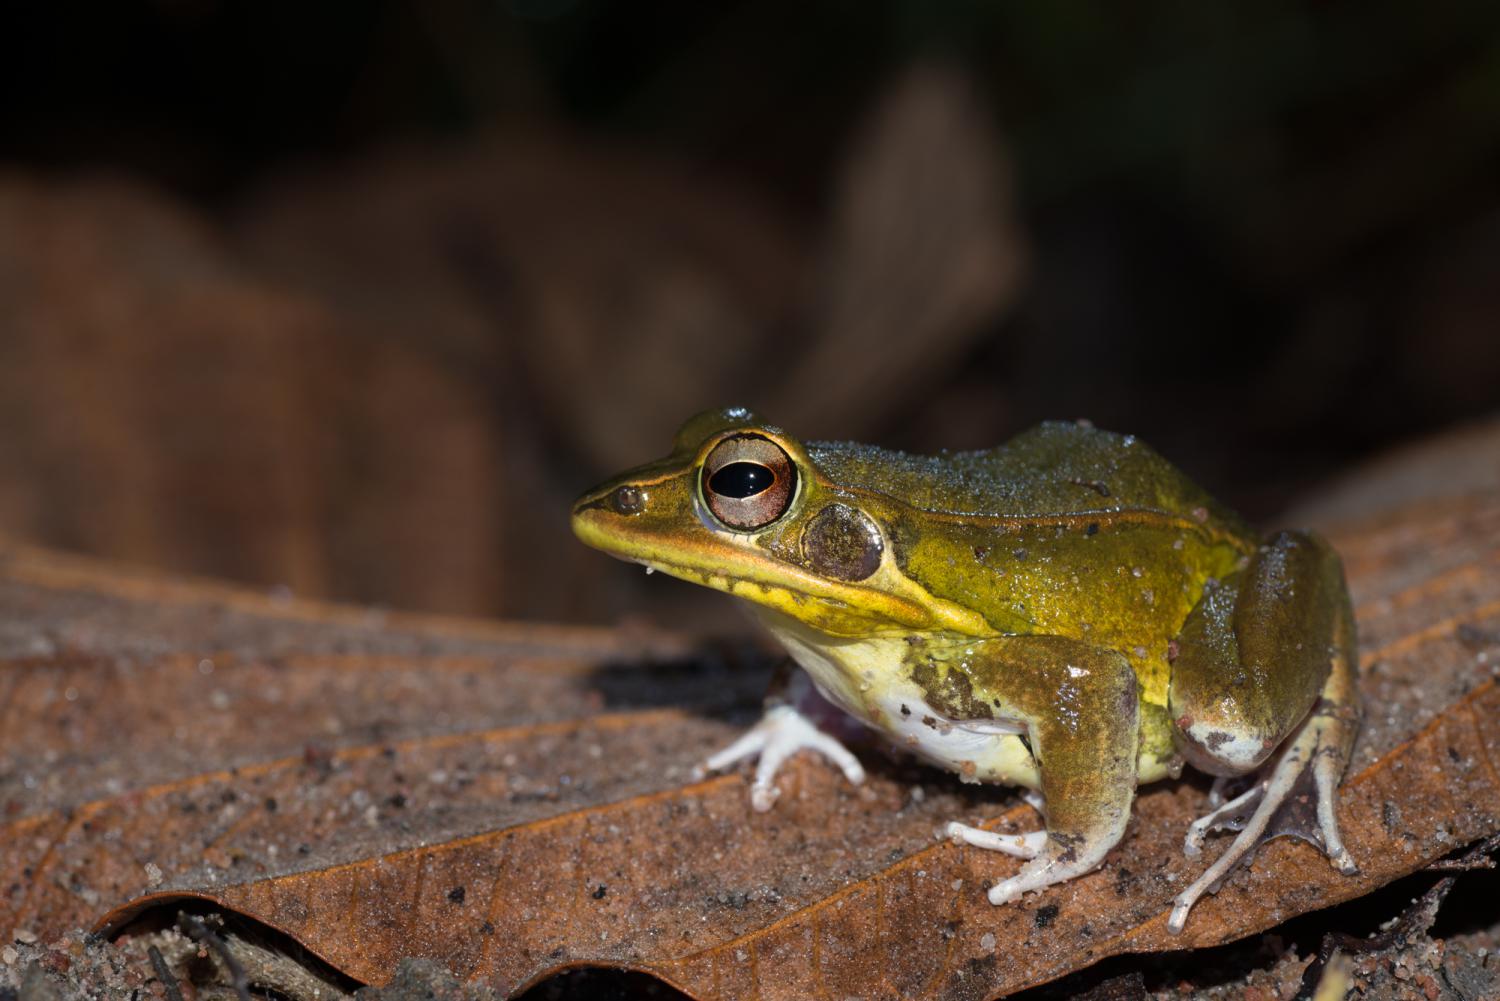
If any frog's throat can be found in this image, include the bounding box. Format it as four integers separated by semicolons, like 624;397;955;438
573;515;990;636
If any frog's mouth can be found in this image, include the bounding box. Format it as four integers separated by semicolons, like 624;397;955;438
572;506;909;633
572;499;987;637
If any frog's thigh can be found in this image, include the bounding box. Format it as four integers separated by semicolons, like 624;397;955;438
959;636;1140;903
1168;531;1345;776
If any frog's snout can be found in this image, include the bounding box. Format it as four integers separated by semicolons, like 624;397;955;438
572;481;647;521
570;477;656;556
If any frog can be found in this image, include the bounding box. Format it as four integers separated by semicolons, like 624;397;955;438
571;407;1361;932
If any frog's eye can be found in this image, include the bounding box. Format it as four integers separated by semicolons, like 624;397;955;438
702;434;796;531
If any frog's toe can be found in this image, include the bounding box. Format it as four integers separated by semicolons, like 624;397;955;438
701;704;865;812
700;725;771;777
1183;781;1265;858
748;778;781;812
943;821;1046;859
1315;748;1359;875
984;852;1102;906
1328;845;1358;876
1206;775;1236;809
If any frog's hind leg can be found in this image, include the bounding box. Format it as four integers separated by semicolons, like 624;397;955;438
1169;655;1358;932
1166;531;1361;933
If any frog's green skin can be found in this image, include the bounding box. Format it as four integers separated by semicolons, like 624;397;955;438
572;408;1361;932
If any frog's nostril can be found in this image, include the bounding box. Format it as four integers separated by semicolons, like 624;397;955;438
611;485;646;515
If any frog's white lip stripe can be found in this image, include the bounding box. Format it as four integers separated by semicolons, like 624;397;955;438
636;555;875;621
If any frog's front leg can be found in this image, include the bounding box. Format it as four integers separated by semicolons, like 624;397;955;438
1167;530;1361;933
698;665;865;811
940;635;1140;904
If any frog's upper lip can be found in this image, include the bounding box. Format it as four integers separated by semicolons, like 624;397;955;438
571;503;941;631
572;458;689;511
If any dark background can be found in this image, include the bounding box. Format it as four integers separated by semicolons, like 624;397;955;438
1;1;1497;629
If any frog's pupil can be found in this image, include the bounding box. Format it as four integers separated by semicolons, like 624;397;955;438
710;462;773;499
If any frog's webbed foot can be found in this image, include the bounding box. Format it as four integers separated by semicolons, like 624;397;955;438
1168;695;1359;934
943;816;1115;904
698;703;866;811
1182;778;1263;857
985;848;1113;906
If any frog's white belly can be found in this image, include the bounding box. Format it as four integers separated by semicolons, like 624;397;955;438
864;676;1040;788
754;609;1041;788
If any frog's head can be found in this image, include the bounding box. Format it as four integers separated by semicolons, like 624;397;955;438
572;407;986;637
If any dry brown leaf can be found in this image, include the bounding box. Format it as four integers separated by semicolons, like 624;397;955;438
0;174;516;619
2;481;1498;999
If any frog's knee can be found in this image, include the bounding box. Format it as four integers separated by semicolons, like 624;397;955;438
1172;716;1277;776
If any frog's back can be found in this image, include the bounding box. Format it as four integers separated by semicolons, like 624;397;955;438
808;421;1249;537
809;422;1254;698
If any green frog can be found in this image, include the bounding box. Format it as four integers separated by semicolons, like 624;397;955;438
571;407;1360;932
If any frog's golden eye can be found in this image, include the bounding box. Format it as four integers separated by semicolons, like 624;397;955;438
702;434;796;531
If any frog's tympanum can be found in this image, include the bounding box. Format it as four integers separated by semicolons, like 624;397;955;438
572;408;1360;932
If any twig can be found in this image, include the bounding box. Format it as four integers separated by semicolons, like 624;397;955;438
146;945;185;1001
1296;875;1456;1000
1425;830;1500;871
1425;856;1497;872
1072;970;1147;1000
179;914;252;1001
